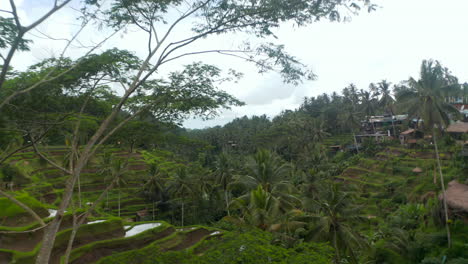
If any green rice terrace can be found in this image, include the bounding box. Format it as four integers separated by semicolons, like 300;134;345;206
1;139;467;263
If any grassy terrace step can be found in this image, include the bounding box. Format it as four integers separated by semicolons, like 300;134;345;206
95;227;218;264
67;221;173;264
97;228;224;264
0;194;50;227
0;213;96;252
110;204;148;215
7;219;124;264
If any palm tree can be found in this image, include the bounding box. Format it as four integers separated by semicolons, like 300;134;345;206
98;151;113;210
359;89;378;134
105;158;129;217
141;163;165;220
214;152;234;216
339;105;362;154
230;185;282;230
241;149;291;192
167;167;193;226
398;59;461;248
306;183;367;263
371;80;397;136
359;89;377;118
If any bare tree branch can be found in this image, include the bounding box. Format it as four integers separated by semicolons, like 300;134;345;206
30;133;71;175
8;0;21;28
0;0;73;89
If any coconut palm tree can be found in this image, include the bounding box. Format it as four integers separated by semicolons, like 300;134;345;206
397;59;461;248
214;152;234;216
230;185;282;230
98;151;114;210
240;149;291;192
370;80;397;136
105;158;129;217
167;167;193;226
306;183;367;263
339;105;362;154
233;150;300;221
141;163;165;220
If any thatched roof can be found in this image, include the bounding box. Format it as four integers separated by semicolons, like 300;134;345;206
446;122;468;133
412;167;423;173
439;181;468;212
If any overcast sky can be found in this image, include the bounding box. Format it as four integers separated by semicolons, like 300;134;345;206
5;0;468;129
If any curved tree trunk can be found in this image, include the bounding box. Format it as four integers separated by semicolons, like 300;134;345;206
433;130;451;248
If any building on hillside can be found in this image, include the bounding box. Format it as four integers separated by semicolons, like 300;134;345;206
445;96;467;104
399;128;424;146
361;114;408;135
445;95;468;121
355;133;391;144
446;122;468;140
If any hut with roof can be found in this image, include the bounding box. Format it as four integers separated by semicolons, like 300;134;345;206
439;181;468;217
399;129;424;145
446;122;468;140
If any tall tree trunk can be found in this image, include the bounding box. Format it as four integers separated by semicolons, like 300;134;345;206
118;189;121;217
225;190;230;216
391;118;397;138
333;226;340;263
152;202;155;220
63;212;78;264
77;174;82;208
36;170;79;264
181;201;184;227
36;216;62;264
433;130;451;248
353;132;359;154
